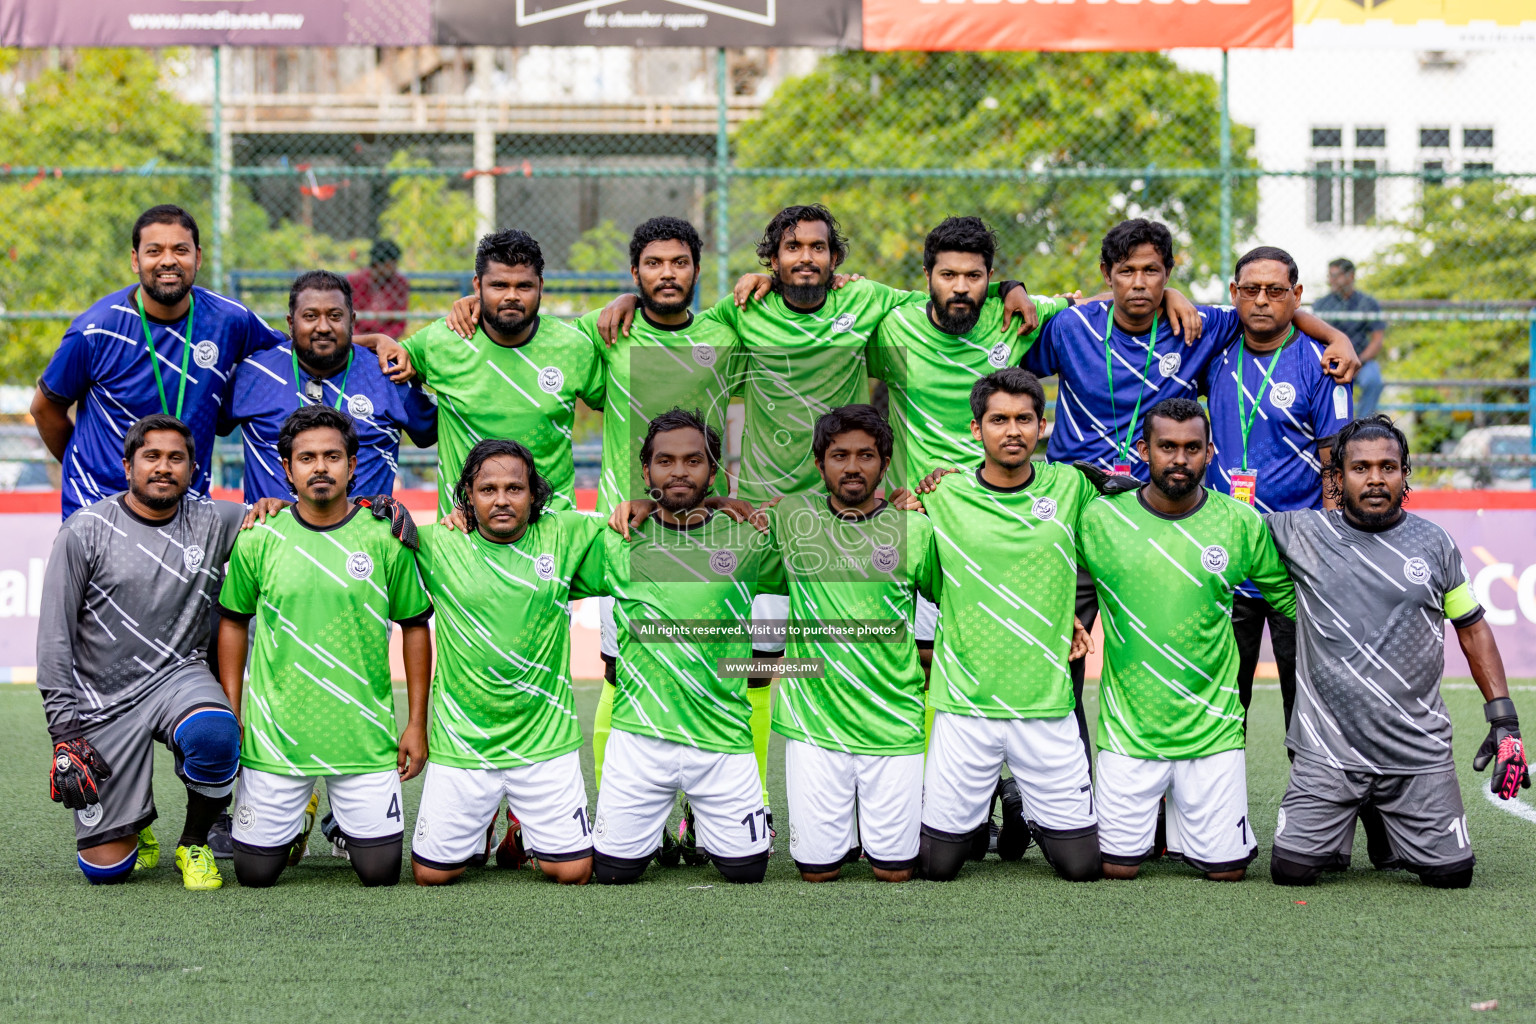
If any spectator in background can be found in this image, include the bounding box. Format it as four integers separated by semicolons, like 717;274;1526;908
349;239;411;340
1314;258;1387;417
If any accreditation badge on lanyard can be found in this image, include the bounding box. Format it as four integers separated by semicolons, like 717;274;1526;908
1230;470;1259;506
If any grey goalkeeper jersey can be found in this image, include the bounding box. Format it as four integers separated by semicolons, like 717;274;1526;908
36;493;248;742
1267;509;1484;775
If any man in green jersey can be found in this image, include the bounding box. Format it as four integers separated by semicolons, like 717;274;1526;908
217;405;433;887
375;230;606;518
589;410;783;884
765;405;938;882
1077;398;1295;881
411;439;604;886
916;368;1100;883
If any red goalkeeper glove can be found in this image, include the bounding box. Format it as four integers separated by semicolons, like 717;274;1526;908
1472;698;1529;801
50;737;112;810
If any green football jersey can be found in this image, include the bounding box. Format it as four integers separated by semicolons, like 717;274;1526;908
870;295;1069;490
710;280;912;503
220;506;432;776
763;494;940;756
925;462;1097;719
574;308;740;515
401;315;606;517
594;513;783;755
416;511;605;770
1076;488;1296;760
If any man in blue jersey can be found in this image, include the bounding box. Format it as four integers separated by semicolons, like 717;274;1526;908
31;205;406;519
1202;246;1352;727
220;270;437;503
1023;218;1360;775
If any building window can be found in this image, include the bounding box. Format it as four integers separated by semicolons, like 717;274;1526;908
1464;161;1493;176
1312;161;1336;224
1352;160;1378;224
1419;127;1450;148
1464;127;1494;149
1356;127;1386;148
1311;127;1343;148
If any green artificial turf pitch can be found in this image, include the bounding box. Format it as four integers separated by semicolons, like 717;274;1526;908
3;681;1534;1024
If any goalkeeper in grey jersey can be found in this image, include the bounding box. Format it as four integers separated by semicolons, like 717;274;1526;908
1265;417;1528;889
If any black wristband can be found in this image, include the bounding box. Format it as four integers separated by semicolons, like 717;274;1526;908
1485;697;1518;724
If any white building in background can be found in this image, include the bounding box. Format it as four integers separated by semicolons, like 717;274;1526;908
1173;47;1532;293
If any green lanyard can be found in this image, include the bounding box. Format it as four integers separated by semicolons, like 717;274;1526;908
1103;305;1160;464
1235;327;1293;472
134;287;194;420
291;345;355;411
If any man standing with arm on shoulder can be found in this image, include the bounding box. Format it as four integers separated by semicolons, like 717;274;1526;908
765;405;939;883
1203;246;1353;728
1314;258;1387;417
221;270;437;504
1266;416;1527;889
1078;398;1295;882
36;415;257;889
411;439;604;886
217;405;433;888
918;369;1099;883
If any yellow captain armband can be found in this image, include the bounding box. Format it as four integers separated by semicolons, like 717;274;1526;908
1444;582;1480;623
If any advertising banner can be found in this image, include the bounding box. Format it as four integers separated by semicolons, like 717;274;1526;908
1295;0;1536;49
862;0;1293;51
434;0;862;47
0;0;432;46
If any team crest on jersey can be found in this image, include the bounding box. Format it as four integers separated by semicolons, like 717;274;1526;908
235;804;256;832
987;341;1011;369
789;822;800;849
1201;545;1229;574
1275;807;1287;838
346;552;374;581
1269;381;1297;411
183;544;205;574
538;366;564;394
77;803;103;827
1032;497;1057;522
830;313;858;334
871;544;900;574
193;340;220;369
414;819;429;841
593;813;606;837
348;394;374;418
534;553;557;581
1158;351;1182;378
709;549;739;576
692;344;717;368
1403;557;1431;586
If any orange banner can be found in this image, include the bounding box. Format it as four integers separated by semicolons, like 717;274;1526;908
863;0;1293;51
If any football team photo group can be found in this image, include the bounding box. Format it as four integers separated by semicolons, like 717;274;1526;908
34;198;1530;904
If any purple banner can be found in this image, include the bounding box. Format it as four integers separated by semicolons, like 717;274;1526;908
0;508;1532;680
0;0;431;46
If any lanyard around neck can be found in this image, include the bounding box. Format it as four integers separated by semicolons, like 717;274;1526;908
1236;328;1294;471
134;287;194;419
292;345;355;411
1103;305;1160;463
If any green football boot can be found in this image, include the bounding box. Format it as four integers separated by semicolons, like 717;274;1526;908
175;843;223;891
133;825;160;871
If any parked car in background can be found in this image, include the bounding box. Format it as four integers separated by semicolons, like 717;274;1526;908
1448;425;1534;490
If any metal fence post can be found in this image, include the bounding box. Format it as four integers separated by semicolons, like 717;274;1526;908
210;45;226;295
1218;49;1232;273
715;47;730;302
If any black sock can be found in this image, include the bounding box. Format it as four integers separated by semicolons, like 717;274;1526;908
180;789;231;848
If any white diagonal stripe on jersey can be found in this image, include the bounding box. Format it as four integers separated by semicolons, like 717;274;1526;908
1297;713;1345;769
1313;508;1343;540
1141;660;1243;720
312;641;374;690
310;754;340;774
1346;746;1383;774
85;605;117;641
437;716;496;768
976;600;1065;673
437;688;493;738
827;658;923;732
484;359;542;409
78;510;128;536
1100;683;1137;752
1051;541;1077;572
480;555;538;591
1298;586;1350;632
1101;499;1141;532
484;664;575;720
615;655;671;714
1146;538;1203;588
135;542;189;582
1348;545;1406;592
1108;345;1161;392
1339;658;1448;747
1096;579;1147;629
249;723;302;772
1414;697;1452;725
933;652;988;716
249;692;298;745
291;544;349;590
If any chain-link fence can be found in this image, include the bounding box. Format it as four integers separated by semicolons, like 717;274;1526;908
0;43;1532;483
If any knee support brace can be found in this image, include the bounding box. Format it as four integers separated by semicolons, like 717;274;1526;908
592;851;650;885
919;825;974;882
77;848;137;885
1270;851;1324;887
233;840;290;888
1030;823;1102;882
1416;860;1474;890
347;833;403;887
714;852;769;884
172;706;240;798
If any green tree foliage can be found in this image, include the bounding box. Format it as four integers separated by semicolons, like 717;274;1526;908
567;219;629;273
731;51;1256;293
373;151;478;272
